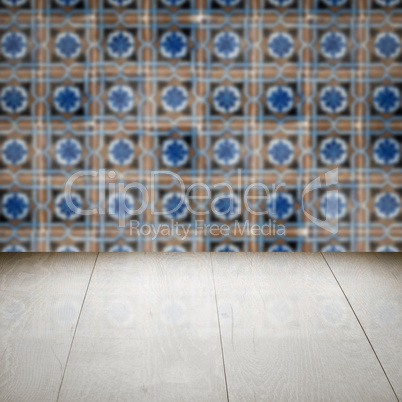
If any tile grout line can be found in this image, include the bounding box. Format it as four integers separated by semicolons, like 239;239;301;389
209;253;230;402
320;252;400;402
56;252;100;402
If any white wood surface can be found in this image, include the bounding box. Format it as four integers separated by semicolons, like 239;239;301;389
212;253;397;402
0;253;97;402
324;252;402;400
58;253;227;402
0;252;400;402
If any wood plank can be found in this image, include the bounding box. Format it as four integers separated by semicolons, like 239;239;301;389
324;252;402;400
58;253;227;402
0;253;97;402
212;253;397;402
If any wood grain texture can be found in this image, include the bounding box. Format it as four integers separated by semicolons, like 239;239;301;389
58;253;227;402
212;253;397;402
0;253;97;402
324;252;402;400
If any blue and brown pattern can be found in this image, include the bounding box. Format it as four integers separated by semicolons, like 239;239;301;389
0;0;401;252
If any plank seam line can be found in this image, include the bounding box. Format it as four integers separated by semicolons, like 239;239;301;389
320;252;400;402
56;252;100;402
210;253;231;402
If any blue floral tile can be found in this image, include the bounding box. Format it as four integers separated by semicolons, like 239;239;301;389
373;138;400;166
320;32;348;60
55;138;82;167
54;193;82;221
320;86;348;115
162;138;190;167
267;193;295;220
374;32;400;59
320;192;348;220
268;32;294;59
162;86;188;113
215;244;240;252
2;0;27;6
268;244;293;252
266;86;294;114
213;86;242;114
56;0;81;7
107;85;135;114
53;86;82;114
3;244;27;252
268;139;295;166
373;86;400;114
57;245;80;252
108;139;135;166
214;138;241;167
212;193;241;221
2;192;29;220
214;32;241;60
2;139;28;166
108;0;133;6
1;86;28;114
1;32;27;59
107;31;135;59
162;192;189;220
320;138;348;166
0;0;401;251
162;0;187;6
108;193;136;220
108;244;134;252
322;244;347;252
376;245;399;252
375;192;400;219
160;31;188;59
375;0;400;7
269;0;294;6
55;33;82;59
163;245;186;252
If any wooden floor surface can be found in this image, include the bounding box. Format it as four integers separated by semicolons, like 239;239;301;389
0;253;400;402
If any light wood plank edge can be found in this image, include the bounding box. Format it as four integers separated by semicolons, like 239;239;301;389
209;253;230;402
320;252;400;402
56;252;99;402
58;252;229;402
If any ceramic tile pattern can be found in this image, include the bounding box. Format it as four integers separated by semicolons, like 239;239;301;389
0;0;401;252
